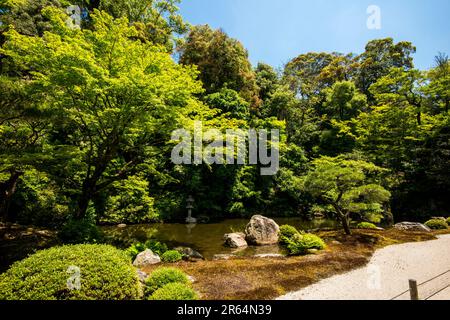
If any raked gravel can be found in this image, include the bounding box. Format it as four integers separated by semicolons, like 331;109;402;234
278;234;450;300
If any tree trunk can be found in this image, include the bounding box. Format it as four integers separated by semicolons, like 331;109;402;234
0;170;24;222
340;215;352;235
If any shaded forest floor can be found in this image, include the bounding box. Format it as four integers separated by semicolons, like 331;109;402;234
142;229;449;300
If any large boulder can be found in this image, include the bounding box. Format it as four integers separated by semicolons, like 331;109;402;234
394;222;431;232
224;233;248;248
245;215;280;246
132;249;161;267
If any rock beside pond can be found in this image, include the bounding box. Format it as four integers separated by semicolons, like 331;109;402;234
117;224;127;228
213;254;237;261
254;254;284;259
224;233;248;248
394;222;431;232
245;215;280;246
132;249;161;267
175;247;204;261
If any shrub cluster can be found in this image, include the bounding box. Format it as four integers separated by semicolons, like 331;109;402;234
278;224;326;256
356;222;378;230
126;240;168;260
144;267;197;300
279;225;301;244
161;250;183;263
425;219;449;230
285;233;326;256
0;245;141;300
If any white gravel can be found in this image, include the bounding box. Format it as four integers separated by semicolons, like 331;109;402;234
278;234;450;300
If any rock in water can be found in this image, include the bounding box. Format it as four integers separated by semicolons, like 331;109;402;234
245;215;280;245
223;233;248;248
175;247;204;261
394;222;431;232
132;249;161;267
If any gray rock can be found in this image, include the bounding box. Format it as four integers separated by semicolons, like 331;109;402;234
187;275;196;283
175;247;204;261
118;224;127;228
137;270;148;284
245;215;280;246
132;249;161;267
224;232;248;248
254;253;284;259
212;254;237;261
394;222;431;232
307;249;319;255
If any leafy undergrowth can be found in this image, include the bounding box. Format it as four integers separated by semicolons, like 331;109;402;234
142;229;445;300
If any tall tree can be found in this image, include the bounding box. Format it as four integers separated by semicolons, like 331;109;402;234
1;8;204;219
178;24;260;107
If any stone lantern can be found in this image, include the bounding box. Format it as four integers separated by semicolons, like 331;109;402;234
186;195;197;224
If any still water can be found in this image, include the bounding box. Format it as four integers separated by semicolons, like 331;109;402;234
102;218;336;259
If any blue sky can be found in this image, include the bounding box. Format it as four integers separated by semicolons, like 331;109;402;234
179;0;450;70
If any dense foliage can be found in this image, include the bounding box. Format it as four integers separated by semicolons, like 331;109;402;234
1;0;449;234
0;244;141;300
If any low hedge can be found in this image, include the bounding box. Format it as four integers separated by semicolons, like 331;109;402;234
145;267;189;296
425;219;448;230
285;233;326;256
0;244;141;300
161;250;183;263
356;222;378;230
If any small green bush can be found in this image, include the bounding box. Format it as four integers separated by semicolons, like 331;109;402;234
446;217;450;225
425;219;449;230
279;225;302;244
161;250;183;263
58;218;102;244
286;233;326;256
126;240;168;260
148;283;198;301
356;222;378;230
0;244;140;300
145;267;189;296
145;240;168;256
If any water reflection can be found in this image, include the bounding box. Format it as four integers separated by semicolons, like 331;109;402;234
102;218;336;260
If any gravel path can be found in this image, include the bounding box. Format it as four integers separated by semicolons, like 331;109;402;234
278;234;450;300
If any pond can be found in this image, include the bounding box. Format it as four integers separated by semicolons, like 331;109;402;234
102;218;337;260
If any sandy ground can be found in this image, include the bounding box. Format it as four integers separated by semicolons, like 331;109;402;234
278;234;450;300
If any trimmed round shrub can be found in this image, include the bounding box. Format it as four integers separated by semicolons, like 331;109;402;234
0;244;140;300
286;233;326;256
145;267;189;296
161;250;183;263
425;219;449;230
356;222;378;230
148;282;198;301
279;225;302;244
